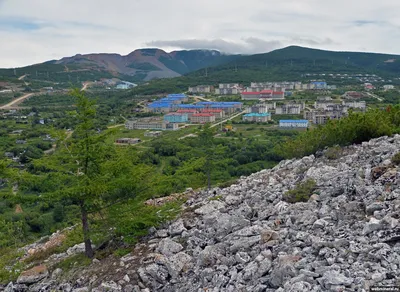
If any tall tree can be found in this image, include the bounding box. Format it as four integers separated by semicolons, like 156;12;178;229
198;123;226;191
29;89;150;258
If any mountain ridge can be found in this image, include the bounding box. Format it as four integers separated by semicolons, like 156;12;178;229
2;46;400;86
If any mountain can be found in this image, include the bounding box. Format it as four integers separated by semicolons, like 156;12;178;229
128;46;400;95
0;49;239;83
187;45;400;81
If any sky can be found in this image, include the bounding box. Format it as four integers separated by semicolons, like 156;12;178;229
1;0;400;68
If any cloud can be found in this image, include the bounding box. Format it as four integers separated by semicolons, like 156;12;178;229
0;18;41;31
353;20;385;26
1;0;400;67
146;38;282;54
146;37;336;55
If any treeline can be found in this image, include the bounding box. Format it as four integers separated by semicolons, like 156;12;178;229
277;106;400;158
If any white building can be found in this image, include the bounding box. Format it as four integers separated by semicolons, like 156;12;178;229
188;85;214;93
279;120;309;128
342;101;366;110
383;85;395;90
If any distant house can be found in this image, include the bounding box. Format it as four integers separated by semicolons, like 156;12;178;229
248;104;269;114
16;140;27;144
311;81;328;89
364;83;375;90
116;138;141;145
304;109;345;125
275;102;305;115
383;85;395;90
272;91;285;99
259;90;273;99
241;92;261;100
116;81;137;90
279;120;309;128
176;109;199;119
144;131;162;137
190;113;216;124
242;113;271;122
342;101;366;111
147;102;176;113
215;83;243;95
125;119;179;131
342;91;364;99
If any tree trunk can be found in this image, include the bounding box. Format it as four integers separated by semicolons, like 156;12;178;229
206;157;211;191
81;205;94;258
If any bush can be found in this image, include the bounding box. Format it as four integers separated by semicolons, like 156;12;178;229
277;108;400;159
391;152;400;165
324;145;342;160
283;179;317;203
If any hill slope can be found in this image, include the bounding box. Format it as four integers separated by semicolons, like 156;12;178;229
0;49;239;83
128;46;400;95
187;45;400;81
5;135;400;291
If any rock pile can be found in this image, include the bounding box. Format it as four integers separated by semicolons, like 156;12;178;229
4;135;400;291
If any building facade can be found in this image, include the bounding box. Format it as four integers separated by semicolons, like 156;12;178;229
190;113;216;124
116;138;141;144
242;113;271;122
188;85;214;93
279;120;309;128
201;109;225;119
125;119;179;131
164;113;189;123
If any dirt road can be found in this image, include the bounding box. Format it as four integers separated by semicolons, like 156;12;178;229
210;110;246;128
0;93;34;110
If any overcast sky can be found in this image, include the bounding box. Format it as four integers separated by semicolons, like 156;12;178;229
1;0;400;68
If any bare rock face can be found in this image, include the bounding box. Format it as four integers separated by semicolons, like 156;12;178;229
9;135;400;291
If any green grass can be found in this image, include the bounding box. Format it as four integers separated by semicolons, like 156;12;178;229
283;179;317;203
53;253;92;271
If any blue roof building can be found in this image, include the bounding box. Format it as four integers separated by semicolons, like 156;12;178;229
279;120;309;128
311;81;328;89
167;93;187;99
178;104;205;109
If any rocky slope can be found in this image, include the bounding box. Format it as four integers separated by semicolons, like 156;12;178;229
4;135;400;291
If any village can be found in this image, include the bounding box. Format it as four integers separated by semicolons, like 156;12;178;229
117;80;380;144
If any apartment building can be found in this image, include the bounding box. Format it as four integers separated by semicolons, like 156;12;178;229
190;113;216;124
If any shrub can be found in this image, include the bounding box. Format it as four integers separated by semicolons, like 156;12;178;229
283;179;317;203
391;152;400;165
324;145;342;160
277;108;399;159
